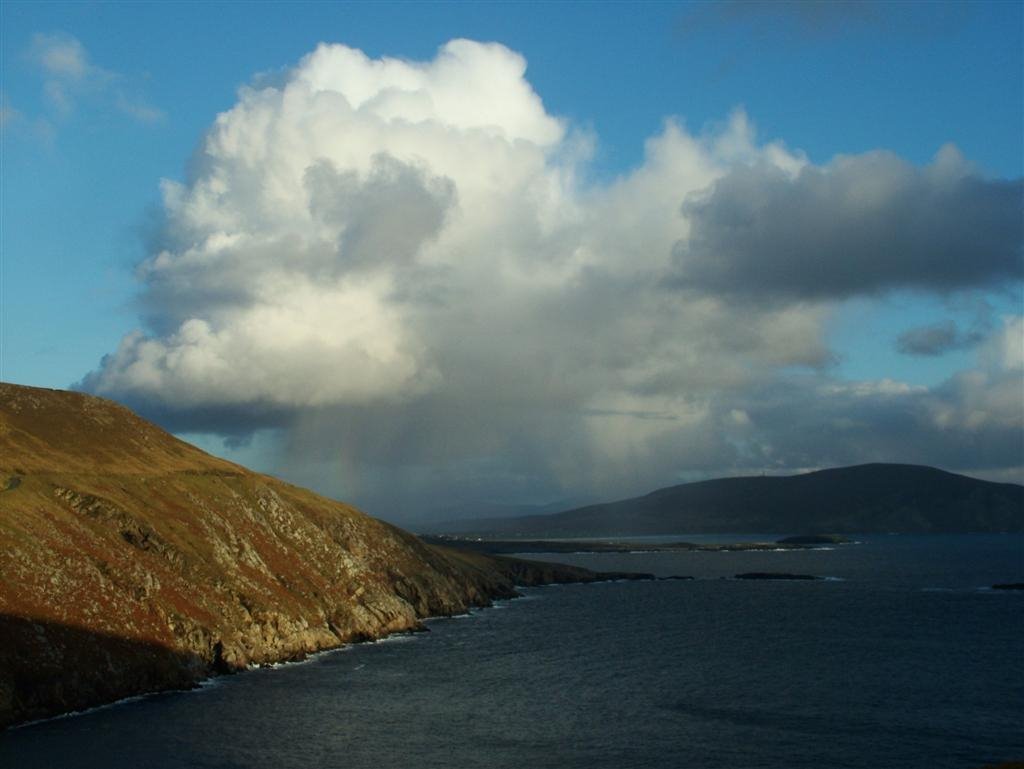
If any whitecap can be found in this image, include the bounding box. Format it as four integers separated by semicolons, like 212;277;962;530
13;690;164;730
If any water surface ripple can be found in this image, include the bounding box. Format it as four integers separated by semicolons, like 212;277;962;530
2;534;1022;769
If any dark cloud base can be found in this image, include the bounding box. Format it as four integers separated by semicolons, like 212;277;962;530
671;150;1023;302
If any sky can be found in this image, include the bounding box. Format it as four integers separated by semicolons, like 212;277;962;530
2;1;1022;526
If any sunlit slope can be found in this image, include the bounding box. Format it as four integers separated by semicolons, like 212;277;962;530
0;383;592;727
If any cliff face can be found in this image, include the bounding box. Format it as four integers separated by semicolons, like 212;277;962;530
0;384;596;728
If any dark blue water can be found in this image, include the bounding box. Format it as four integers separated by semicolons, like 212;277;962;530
3;535;1022;769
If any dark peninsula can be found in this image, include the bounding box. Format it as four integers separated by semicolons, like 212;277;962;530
419;534;847;555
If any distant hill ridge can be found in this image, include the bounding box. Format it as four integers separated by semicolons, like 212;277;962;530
436;464;1023;536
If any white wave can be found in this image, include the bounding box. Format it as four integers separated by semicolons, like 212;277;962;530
369;633;419;645
248;643;357;674
11;582;561;729
13;690;161;730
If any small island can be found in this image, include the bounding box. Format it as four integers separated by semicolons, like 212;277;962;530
775;534;850;545
734;572;822;581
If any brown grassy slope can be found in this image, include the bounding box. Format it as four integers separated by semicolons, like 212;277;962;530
0;383;596;728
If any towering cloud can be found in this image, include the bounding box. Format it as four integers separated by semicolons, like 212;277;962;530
80;40;1023;517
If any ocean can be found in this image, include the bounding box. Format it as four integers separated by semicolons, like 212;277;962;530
2;534;1022;769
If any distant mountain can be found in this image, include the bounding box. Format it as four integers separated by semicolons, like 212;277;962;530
434;464;1024;536
0;384;608;728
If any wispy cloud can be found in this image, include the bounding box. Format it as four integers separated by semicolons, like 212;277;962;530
678;0;881;40
677;0;969;42
27;32;164;126
114;93;164;124
896;320;987;357
32;33;92;79
674;1;972;83
0;92;56;143
0;98;24;128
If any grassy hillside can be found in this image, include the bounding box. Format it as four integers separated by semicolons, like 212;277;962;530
0;383;601;728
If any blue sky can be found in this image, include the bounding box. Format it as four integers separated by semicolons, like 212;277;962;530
2;1;1021;523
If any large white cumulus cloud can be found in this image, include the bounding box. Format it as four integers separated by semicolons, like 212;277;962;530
86;40;568;410
83;40;817;414
80;40;1023;516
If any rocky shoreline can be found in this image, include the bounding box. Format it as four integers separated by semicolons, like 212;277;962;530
1;550;649;730
0;382;668;729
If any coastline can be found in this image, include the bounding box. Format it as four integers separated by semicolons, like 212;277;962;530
0;385;667;731
4;566;650;731
419;534;853;556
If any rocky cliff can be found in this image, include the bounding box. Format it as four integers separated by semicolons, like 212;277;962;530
0;383;605;728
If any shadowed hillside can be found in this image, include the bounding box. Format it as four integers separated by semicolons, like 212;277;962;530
0;383;611;728
435;464;1024;537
